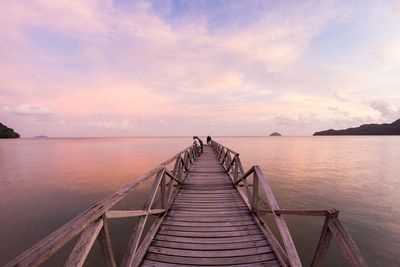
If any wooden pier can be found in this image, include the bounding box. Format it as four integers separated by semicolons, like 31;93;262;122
7;141;368;267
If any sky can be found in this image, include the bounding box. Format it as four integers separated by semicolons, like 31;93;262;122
1;0;400;137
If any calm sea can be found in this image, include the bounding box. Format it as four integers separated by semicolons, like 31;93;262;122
0;137;399;266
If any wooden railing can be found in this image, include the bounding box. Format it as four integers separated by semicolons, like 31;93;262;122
6;144;199;267
211;140;368;267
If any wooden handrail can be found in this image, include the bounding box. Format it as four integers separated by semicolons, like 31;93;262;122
7;144;198;267
105;209;166;219
234;165;255;185
211;140;368;267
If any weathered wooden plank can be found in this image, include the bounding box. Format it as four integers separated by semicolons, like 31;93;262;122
154;234;266;243
178;189;238;194
167;210;250;216
170;208;250;213
157;229;262;238
170;206;248;212
175;196;241;200
159;224;260;232
145;252;277;265
180;185;234;189
175;196;242;200
172;199;244;204
162;220;256;227
165;215;254;222
176;192;241;197
151;239;269;250
141;259;282;267
147;245;273;257
65;219;104;267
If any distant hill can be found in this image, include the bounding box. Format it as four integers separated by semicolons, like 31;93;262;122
313;119;400;135
0;123;20;138
269;132;282;136
33;135;48;138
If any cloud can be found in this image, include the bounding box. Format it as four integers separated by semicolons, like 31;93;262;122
275;114;319;127
1;1;399;136
369;100;400;121
85;118;135;130
4;104;53;116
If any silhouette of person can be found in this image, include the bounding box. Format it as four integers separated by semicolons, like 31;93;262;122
193;136;203;153
206;136;212;145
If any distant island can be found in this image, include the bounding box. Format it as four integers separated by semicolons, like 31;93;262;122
269;132;282;136
33;135;48;138
0;122;20;138
313;119;400;135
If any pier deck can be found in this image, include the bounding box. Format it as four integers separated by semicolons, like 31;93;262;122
141;146;280;266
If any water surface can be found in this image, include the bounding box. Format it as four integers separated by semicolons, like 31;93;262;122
0;137;398;266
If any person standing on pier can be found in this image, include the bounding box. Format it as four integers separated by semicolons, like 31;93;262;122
207;136;212;145
193;136;203;153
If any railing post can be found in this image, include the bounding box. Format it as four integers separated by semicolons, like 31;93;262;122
233;155;239;182
175;157;183;181
252;172;259;211
172;156;180;177
98;215;117;267
311;210;338;267
160;170;166;209
226;152;232;171
183;151;189;171
220;148;225;162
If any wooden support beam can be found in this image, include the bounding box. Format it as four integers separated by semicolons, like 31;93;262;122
160;173;166;209
180;156;188;172
98;215;117;267
252;172;259;211
165;175;177;206
65;219;104;267
311;212;337;267
226;156;236;172
235;166;255;185
165;170;181;184
172;157;180;177
225;152;232;170
328;217;368;267
233;156;239;181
